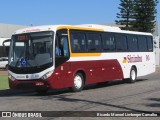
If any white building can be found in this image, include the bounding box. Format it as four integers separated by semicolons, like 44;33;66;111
0;23;28;57
0;23;28;38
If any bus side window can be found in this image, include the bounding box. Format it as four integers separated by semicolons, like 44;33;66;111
127;35;138;52
55;29;69;68
102;33;115;51
116;34;127;51
86;33;101;52
147;36;153;52
55;39;61;56
62;37;69;57
138;36;147;52
56;36;69;57
55;29;69;57
70;32;86;52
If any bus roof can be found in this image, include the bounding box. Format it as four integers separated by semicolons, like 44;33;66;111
13;24;152;36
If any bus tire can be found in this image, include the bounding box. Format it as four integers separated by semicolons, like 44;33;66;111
72;73;84;92
128;67;137;83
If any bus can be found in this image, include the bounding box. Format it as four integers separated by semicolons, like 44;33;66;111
0;38;10;69
8;24;155;93
0;38;10;58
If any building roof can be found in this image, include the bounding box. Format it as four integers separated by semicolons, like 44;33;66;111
0;23;28;38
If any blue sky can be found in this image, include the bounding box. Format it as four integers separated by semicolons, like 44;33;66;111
0;0;159;26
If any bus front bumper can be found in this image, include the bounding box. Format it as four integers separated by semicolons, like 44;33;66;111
9;79;49;90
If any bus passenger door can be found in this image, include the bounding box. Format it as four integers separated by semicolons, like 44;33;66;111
53;30;70;88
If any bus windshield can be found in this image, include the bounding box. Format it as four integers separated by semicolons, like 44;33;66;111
9;31;53;68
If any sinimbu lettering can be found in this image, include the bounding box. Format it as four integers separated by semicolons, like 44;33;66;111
127;55;142;63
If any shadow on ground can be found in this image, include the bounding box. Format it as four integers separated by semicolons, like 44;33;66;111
0;78;147;97
146;98;160;108
1;78;160;116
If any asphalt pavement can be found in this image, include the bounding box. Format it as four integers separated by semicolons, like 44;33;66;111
0;72;160;120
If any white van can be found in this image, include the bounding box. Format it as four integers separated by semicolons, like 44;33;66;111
0;57;8;69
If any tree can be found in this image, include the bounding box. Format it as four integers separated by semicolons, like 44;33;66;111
115;0;134;30
116;0;158;33
132;0;158;33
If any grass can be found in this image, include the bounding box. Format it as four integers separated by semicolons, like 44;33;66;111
0;75;9;90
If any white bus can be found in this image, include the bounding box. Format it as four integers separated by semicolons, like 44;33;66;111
0;38;10;57
8;24;155;93
0;38;10;69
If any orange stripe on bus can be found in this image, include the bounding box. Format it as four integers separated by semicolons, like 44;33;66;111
58;26;103;57
56;26;104;32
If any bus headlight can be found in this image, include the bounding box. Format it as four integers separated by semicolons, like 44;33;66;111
41;71;53;80
8;74;16;81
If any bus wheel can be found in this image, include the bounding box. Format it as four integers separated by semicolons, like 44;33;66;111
128;67;137;83
72;73;84;92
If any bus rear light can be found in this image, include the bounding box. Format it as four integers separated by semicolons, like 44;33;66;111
36;82;44;86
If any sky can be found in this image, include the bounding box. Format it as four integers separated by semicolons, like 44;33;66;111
0;0;159;26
